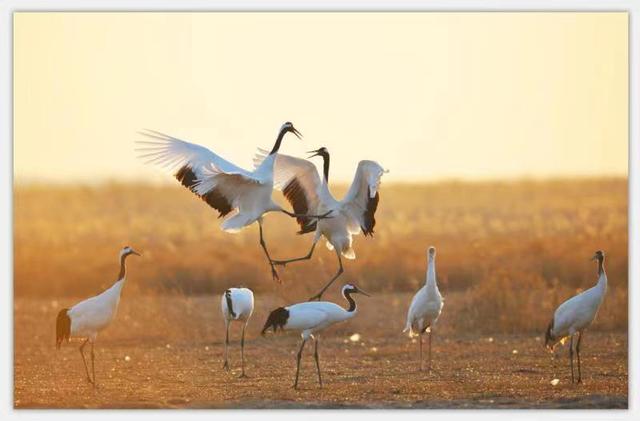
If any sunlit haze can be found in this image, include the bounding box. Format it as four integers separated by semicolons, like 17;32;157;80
14;12;627;184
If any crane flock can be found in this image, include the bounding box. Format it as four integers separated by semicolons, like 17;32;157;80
52;122;611;392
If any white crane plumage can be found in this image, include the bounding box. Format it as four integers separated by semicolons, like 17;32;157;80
137;122;328;281
545;250;608;384
403;246;444;371
221;287;255;377
256;147;386;300
261;283;370;389
55;246;141;387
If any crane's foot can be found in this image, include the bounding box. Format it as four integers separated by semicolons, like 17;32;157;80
222;361;230;371
272;260;287;267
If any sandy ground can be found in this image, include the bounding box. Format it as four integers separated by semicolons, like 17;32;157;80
14;293;627;409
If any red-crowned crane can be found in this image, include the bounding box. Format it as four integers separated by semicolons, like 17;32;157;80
221;287;254;378
55;246;141;387
545;250;608;384
255;147;386;300
137;122;329;281
261;283;369;389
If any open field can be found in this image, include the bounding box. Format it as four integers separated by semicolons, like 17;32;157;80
13;179;628;408
14;293;627;409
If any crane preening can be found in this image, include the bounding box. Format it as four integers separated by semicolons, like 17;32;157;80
261;283;370;389
544;250;608;384
55;246;141;387
403;246;444;371
221;288;255;378
255;146;386;300
137;122;330;281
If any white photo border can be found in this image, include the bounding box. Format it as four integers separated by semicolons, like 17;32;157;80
1;1;636;421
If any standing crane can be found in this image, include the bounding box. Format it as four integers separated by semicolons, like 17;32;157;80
55;246;141;387
137;122;329;281
545;250;608;384
254;147;386;300
403;246;444;371
261;283;369;389
221;287;254;378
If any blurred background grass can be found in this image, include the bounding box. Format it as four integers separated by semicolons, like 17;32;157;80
13;178;627;334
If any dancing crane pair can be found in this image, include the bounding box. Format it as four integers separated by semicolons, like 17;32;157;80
54;122;608;389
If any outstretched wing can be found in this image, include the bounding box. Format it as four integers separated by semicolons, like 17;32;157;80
254;149;325;233
340;160;386;236
137;130;263;218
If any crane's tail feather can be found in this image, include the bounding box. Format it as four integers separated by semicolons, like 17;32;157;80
56;308;71;350
261;307;289;336
544;318;556;351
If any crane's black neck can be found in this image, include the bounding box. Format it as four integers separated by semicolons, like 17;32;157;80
597;255;605;276
320;152;330;182
269;128;288;155
343;289;357;312
117;253;131;281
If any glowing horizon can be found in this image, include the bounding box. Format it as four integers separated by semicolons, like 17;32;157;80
14;12;628;184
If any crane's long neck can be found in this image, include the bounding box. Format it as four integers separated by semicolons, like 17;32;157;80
269;129;287;155
425;256;438;291
117;253;129;282
344;291;357;313
321;152;330;183
596;256;607;293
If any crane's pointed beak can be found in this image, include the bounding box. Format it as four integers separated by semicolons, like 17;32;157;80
307;149;320;158
357;287;371;297
132;250;142;257
291;127;303;139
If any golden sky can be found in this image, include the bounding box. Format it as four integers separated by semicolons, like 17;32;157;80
14;12;628;183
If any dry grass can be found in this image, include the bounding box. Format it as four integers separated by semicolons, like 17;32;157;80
13;178;628;334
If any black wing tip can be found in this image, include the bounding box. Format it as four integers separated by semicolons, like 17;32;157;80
544;318;555;350
283;178;313;232
174;165;233;218
361;190;380;236
225;289;236;319
56;308;71;350
261;307;289;336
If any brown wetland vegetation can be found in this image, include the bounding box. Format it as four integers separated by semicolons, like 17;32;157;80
13;178;628;408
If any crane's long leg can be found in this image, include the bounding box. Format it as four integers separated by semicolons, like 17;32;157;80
293;339;307;389
280;210;333;220
239;322;247;378
419;334;423;372
258;219;280;282
90;341;96;388
78;339;92;384
428;329;433;371
308;250;344;301
313;336;322;388
273;241;317;267
569;335;575;384
576;331;583;384
222;322;230;371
